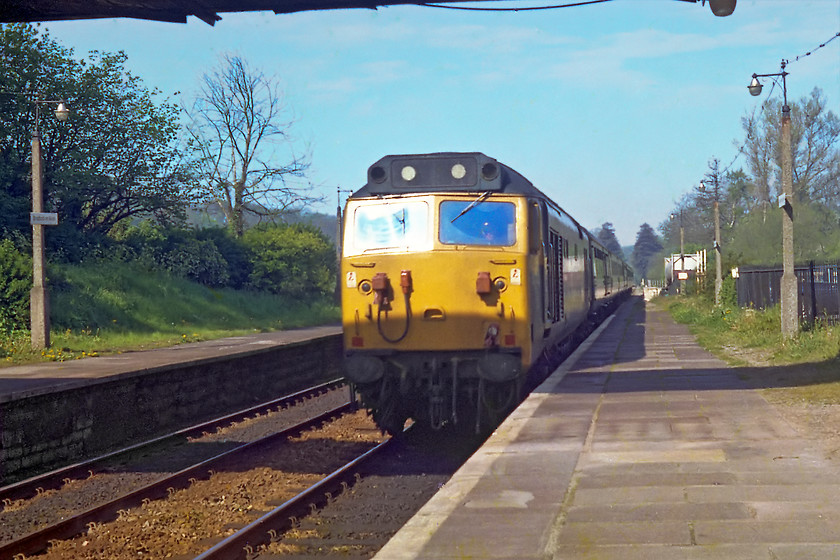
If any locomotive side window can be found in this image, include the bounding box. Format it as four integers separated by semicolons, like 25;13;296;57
351;201;430;253
439;201;516;246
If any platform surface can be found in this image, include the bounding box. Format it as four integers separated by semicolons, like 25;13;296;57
0;325;341;403
374;297;840;559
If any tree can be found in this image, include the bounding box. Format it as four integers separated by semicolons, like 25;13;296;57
631;223;663;281
740;87;840;212
186;55;318;237
595;222;623;257
244;223;335;298
0;24;195;248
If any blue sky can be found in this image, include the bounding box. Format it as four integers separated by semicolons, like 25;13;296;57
45;0;840;246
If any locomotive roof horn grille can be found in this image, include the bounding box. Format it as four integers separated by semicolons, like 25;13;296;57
364;152;505;195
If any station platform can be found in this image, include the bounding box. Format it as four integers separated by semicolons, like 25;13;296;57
0;325;341;403
0;325;342;483
374;297;840;559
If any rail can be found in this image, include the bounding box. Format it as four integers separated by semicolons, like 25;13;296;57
0;385;351;558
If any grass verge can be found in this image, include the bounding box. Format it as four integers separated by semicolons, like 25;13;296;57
658;294;840;406
1;262;340;367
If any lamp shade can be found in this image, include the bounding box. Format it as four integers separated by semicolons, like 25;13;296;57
748;77;763;97
54;102;70;121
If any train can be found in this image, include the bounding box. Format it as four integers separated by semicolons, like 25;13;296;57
340;152;632;435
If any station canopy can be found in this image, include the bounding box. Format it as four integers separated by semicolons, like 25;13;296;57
2;0;494;26
0;0;732;27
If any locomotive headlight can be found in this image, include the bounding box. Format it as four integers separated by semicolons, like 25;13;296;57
401;165;417;182
494;277;507;292
451;163;467;180
359;280;373;295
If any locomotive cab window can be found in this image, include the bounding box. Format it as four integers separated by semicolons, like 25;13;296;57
349;201;430;254
439;200;516;246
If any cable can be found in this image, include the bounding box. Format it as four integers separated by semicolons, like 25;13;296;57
419;0;612;12
377;292;411;343
790;31;840;65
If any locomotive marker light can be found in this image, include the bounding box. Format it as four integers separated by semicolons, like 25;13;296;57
748;60;797;338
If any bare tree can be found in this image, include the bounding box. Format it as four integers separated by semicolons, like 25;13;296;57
740;87;840;215
186;55;317;237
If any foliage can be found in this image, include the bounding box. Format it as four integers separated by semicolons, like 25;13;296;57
659;87;840;275
0;23;197;251
725;201;840;265
595;222;623;258
718;275;737;308
0;239;31;332
631;223;662;281
185;54;317;237
244;222;336;298
741;88;840;212
108;222;234;287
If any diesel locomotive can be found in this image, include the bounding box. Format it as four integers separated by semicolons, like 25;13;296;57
340;152;632;434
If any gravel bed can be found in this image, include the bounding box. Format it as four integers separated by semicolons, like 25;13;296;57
30;409;385;559
257;429;485;559
0;388;352;548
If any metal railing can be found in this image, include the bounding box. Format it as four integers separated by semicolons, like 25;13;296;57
736;261;840;325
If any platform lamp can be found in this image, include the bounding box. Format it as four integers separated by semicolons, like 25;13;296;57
699;173;722;306
748;60;797;338
669;210;685;285
1;91;71;349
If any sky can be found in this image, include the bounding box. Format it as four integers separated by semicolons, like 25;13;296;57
43;0;840;246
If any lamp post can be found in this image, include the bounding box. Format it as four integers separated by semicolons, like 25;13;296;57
669;210;685;287
700;161;723;306
2;92;70;349
748;60;797;338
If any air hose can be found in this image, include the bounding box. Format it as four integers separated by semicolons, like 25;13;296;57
377;290;411;343
376;270;412;343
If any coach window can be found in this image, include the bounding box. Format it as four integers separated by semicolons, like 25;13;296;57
439;201;516;246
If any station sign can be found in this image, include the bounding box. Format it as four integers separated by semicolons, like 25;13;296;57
30;212;59;226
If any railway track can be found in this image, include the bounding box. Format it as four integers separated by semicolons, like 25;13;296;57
1;379;347;504
0;380;368;559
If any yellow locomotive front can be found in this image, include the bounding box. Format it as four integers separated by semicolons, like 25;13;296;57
341;153;535;434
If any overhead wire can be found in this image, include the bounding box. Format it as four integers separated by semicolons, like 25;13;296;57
419;0;612;12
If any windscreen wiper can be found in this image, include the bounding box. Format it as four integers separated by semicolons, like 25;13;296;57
450;191;491;223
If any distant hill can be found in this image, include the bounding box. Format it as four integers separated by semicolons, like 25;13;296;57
186;203;340;244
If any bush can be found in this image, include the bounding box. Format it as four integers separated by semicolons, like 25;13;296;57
0;239;31;332
107;223;232;287
195;228;252;289
244;223;336;298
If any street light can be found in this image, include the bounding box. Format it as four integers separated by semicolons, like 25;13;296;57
1;92;71;349
699;165;722;306
669;210;685;287
748;60;797;338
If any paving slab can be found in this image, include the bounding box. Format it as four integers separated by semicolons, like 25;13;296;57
372;296;840;559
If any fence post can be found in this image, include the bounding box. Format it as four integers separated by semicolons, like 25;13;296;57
809;261;817;326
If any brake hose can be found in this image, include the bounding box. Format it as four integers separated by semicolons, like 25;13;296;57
377;291;411;343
